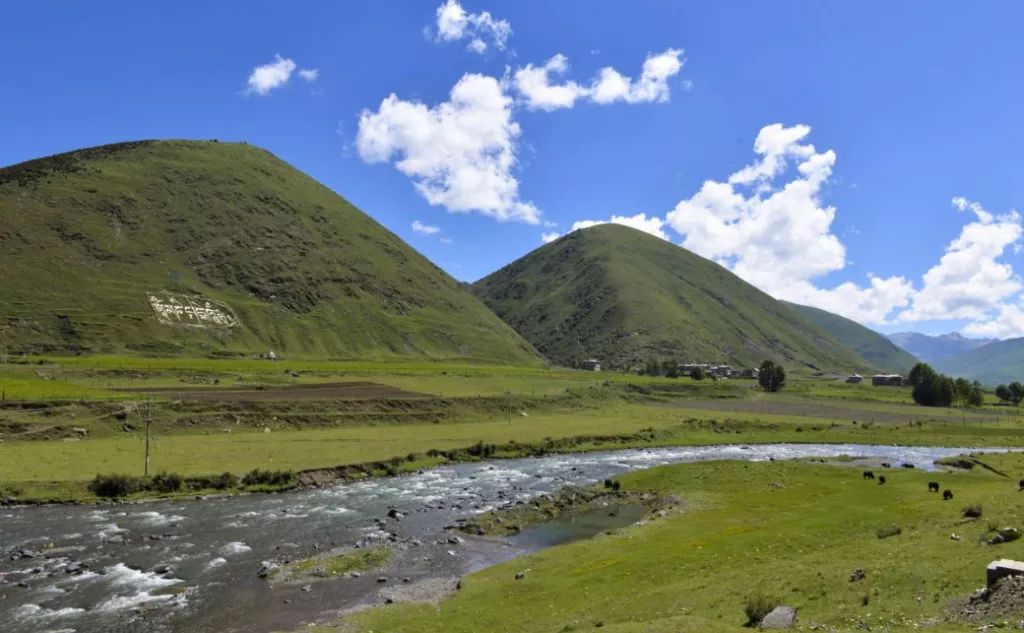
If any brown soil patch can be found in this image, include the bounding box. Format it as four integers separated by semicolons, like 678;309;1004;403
117;381;428;402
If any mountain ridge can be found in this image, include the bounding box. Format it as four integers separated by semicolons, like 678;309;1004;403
0;139;541;363
783;302;919;374
471;224;874;373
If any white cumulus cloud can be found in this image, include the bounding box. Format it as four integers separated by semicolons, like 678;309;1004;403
433;0;511;54
590;48;685;105
298;68;319;83
411;220;441;235
898;198;1023;323
514;54;589;111
246;55;298;96
541;231;561;243
664;122;912;324
514;49;686;110
356;73;540;224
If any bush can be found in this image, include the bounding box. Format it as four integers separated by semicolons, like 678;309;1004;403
743;593;777;626
241;468;295;487
148;472;183;493
876;524;902;539
962;504;983;518
89;473;139;498
187;472;238;491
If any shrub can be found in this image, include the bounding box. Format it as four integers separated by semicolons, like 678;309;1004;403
241;468;295;487
743;593;777;626
148;472;183;493
89;473;139;498
876;524;902;539
963;504;983;518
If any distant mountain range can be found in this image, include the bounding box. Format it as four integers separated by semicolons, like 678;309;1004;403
886;332;996;363
931;338;1024;386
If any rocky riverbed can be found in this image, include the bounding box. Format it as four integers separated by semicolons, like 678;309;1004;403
1;443;1015;633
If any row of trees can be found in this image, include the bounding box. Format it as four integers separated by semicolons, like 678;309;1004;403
995;382;1024;405
908;362;983;408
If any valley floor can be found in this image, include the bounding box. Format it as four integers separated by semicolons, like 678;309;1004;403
335;453;1024;632
2;357;1024;502
5;357;1024;629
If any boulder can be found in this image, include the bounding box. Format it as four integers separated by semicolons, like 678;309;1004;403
760;605;797;629
257;561;279;578
987;559;1024;587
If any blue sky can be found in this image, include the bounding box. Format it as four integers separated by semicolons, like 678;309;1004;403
2;2;1023;337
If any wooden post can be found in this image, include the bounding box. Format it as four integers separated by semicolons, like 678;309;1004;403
144;398;153;477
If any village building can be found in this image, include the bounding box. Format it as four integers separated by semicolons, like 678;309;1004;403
846;374;863;384
871;374;905;387
581;359;602;372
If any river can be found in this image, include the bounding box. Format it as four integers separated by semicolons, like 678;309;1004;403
0;442;1011;633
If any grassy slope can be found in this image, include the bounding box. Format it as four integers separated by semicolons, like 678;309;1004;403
472;225;873;373
0;140;539;364
345;455;1024;632
936;337;1024;386
785;301;920;373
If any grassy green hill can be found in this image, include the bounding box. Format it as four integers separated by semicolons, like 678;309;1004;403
0;140;540;363
784;301;919;373
934;337;1024;385
471;224;873;373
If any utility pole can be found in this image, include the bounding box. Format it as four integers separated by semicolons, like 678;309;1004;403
144;398;153;476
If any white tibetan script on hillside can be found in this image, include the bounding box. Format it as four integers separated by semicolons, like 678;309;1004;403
148;292;239;329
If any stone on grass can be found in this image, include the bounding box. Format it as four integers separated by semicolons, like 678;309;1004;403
760;605;797;629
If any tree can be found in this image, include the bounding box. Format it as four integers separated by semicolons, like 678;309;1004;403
691;366;706;381
909;363;931;389
661;359;677;376
996;384;1012;404
758;360;786;393
665;364;680;379
937;376;955;408
967;385;985;407
910;362;959;408
1011;382;1024;406
910;363;940;406
953;378;972;407
758;361;775;391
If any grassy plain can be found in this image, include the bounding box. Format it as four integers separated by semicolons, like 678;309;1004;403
3;357;1024;504
340;454;1024;632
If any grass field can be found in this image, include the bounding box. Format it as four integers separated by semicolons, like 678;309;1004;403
4;358;1024;504
337;454;1024;632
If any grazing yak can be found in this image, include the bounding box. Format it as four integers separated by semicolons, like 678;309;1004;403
863;471;875;480
928;482;940;492
1019;479;1024;491
943;489;954;500
878;475;887;485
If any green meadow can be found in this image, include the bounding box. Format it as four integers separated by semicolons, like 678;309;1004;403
338;454;1024;632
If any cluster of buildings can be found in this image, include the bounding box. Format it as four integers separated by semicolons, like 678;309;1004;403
845;373;907;386
579;359;760;379
678;363;759;379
